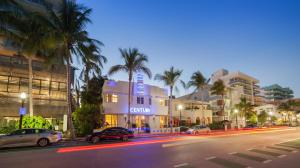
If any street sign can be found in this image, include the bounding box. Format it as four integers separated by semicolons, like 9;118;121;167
19;107;26;115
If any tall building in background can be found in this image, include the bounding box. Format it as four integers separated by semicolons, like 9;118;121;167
262;84;294;102
211;69;261;105
0;0;69;130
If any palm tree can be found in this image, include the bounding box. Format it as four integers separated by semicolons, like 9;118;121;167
210;79;226;120
155;66;183;132
235;97;254;125
108;48;151;128
0;1;57;117
79;43;107;88
44;0;102;138
278;100;300;125
187;71;210;125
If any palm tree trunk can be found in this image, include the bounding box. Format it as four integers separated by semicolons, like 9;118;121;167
66;59;75;139
127;74;132;129
28;57;33;117
169;86;173;133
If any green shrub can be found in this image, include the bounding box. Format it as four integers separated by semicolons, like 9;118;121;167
16;116;53;129
0;121;17;134
208;121;224;130
73;104;102;136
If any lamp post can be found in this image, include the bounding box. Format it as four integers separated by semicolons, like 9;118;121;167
19;92;27;129
234;109;239;129
178;104;183;126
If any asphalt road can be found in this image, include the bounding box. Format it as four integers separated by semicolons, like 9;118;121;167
0;127;300;168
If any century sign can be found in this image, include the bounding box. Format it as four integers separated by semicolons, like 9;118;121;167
130;107;150;113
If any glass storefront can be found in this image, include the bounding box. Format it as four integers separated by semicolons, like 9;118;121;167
105;114;118;127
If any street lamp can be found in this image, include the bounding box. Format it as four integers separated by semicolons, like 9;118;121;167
234;109;239;129
178;104;183;126
19;92;27;129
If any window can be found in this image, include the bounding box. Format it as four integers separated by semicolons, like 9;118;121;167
59;83;67;92
0;75;8;92
149;98;152;105
106;94;118;103
19;78;28;92
51;82;59;91
112;94;118;103
159;100;164;106
8;77;19;92
105;115;118;127
137;97;144;104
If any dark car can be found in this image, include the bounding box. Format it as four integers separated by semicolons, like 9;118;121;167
87;127;134;143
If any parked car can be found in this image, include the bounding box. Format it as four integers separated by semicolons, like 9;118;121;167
245;124;258;128
0;129;62;148
87;127;134;144
186;125;211;134
179;126;189;133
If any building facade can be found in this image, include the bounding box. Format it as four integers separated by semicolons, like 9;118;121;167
172;99;213;126
211;69;261;105
0;0;68;130
262;84;294;102
102;80;169;130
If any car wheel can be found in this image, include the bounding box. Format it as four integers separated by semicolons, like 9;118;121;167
92;136;100;144
122;136;128;142
38;138;49;147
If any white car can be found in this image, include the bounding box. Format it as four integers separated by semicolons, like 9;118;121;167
0;128;62;148
186;125;211;134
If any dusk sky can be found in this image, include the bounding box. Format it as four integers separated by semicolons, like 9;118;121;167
78;0;300;97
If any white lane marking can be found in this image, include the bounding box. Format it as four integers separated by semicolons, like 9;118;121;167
228;152;237;155
278;154;287;158
276;137;300;145
174;163;189;167
205;156;216;160
263;160;272;164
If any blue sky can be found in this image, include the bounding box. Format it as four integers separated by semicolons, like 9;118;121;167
78;0;300;97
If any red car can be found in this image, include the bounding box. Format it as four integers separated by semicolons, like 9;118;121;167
87;127;134;143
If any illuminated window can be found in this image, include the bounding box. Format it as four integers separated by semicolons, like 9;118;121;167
112;94;118;103
159;100;164;106
105;115;118;127
106;94;118;103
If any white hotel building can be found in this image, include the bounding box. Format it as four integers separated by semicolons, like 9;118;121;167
102;80;169;129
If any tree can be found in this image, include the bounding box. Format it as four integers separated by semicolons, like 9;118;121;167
0;0;57;117
278;100;300;125
73;76;106;136
79;43;107;88
155;66;183;132
44;0;103;138
235;97;255;125
258;110;268;126
210;79;226;120
108;48;151;128
187;71;210;125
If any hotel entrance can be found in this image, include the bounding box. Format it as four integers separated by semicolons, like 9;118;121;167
132;115;150;132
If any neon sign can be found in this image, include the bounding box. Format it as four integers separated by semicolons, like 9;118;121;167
130;107;150;113
136;73;144;95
